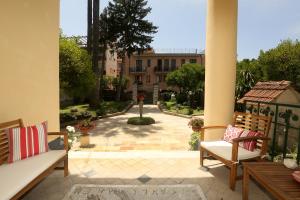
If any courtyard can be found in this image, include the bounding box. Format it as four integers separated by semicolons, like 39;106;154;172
78;105;194;151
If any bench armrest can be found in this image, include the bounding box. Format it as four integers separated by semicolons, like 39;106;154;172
231;136;270;161
48;131;68;151
200;126;227;140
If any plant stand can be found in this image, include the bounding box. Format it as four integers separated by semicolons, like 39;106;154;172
80;133;90;148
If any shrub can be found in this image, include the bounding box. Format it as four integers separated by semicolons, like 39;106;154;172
60;113;77;123
96;105;106;116
188;108;194;115
176;93;187;104
188;117;204;128
70;108;78;113
189;132;200;150
160;91;174;101
127;117;155;125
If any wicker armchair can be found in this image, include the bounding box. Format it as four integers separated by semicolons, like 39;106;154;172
200;112;272;190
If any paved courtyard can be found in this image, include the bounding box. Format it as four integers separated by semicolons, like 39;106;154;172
77;105;193;151
23;151;271;200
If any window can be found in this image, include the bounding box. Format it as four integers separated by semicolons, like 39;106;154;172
181;59;185;66
157;59;162;67
171;59;176;70
135;75;142;83
190;59;197;63
147;59;151;67
164;59;169;71
164;59;169;68
136;60;143;67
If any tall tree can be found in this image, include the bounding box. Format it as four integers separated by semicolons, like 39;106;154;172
258;40;300;91
90;0;101;107
107;0;158;101
98;8;117;101
87;0;93;54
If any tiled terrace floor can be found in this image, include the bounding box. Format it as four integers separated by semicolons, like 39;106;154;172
23;151;271;200
76;105;194;151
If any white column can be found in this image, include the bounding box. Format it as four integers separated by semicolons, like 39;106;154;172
204;0;238;140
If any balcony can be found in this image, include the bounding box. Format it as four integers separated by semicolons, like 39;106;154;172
154;66;177;73
129;66;146;73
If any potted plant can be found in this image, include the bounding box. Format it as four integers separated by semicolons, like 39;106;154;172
76;118;95;135
76;118;95;148
188;117;204;132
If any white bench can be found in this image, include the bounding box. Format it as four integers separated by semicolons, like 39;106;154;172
0;119;68;200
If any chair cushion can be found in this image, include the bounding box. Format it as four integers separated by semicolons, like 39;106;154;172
0;150;66;200
223;125;243;142
201;140;261;161
7;121;49;163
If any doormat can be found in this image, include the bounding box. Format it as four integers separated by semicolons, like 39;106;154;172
63;184;207;200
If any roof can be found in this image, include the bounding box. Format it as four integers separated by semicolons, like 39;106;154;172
238;81;292;103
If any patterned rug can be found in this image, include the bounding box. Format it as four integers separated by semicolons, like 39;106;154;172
63;184;207;200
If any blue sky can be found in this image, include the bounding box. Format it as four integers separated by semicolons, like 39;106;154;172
60;0;300;60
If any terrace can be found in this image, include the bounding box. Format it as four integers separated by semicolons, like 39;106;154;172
1;0;298;200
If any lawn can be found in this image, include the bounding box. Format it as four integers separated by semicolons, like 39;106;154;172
60;101;132;125
163;101;204;116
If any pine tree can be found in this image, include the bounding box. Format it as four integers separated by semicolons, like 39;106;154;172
106;0;158;101
90;0;100;107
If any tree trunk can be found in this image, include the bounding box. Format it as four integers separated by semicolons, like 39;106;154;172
116;56;125;101
87;0;93;54
90;0;100;107
99;44;107;102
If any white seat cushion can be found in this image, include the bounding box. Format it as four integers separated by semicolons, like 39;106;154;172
201;140;261;161
0;150;66;200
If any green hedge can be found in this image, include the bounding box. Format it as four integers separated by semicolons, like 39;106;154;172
127;117;155;125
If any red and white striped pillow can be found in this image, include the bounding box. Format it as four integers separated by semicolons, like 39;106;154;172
7;121;48;163
239;130;262;151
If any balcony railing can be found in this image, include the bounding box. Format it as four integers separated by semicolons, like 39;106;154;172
154;66;177;73
242;100;300;163
129;66;146;73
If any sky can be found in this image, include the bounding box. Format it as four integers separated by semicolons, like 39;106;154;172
60;0;300;60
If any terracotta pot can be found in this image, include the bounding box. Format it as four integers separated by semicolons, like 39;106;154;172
138;96;144;101
76;122;95;135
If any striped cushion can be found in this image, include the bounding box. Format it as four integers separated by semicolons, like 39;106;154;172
240;130;262;151
6;121;48;163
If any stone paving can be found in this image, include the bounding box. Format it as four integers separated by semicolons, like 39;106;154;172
23;151;271;200
76;105;192;151
23;106;272;199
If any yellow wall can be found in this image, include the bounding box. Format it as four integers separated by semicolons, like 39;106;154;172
0;0;60;131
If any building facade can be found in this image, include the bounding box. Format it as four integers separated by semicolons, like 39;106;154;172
124;49;205;92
